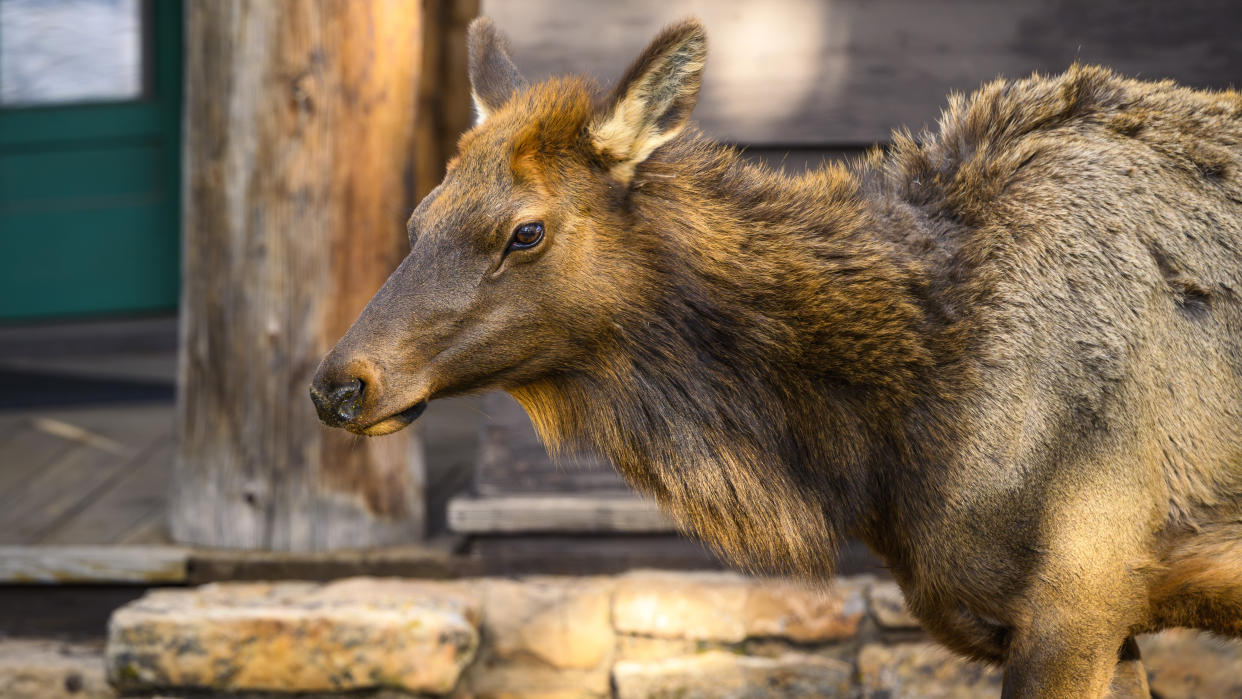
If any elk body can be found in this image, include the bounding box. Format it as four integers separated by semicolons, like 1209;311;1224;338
311;19;1242;697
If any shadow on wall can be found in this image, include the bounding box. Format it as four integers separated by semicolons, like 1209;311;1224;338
480;0;1242;147
480;0;848;145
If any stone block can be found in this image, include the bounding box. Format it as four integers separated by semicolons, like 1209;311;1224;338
457;577;614;697
744;577;868;642
456;665;611;699
858;642;1001;698
481;577;615;669
106;577;480;695
868;581;921;630
613;571;750;642
613;651;853;699
1140;628;1242;699
0;640;114;699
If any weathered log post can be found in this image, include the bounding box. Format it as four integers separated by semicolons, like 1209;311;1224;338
414;0;478;200
173;0;434;549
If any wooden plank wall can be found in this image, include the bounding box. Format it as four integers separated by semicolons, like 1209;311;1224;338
475;393;624;495
483;0;1242;146
465;0;1242;504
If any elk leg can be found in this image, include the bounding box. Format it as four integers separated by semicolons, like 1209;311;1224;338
1002;634;1150;698
1001;558;1146;698
1001;620;1128;699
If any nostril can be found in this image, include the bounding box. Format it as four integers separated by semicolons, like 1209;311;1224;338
330;377;365;422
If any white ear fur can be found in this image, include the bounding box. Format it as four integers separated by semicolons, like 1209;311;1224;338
471;94;491;126
591;21;707;181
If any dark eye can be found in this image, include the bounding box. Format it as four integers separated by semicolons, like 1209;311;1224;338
508;221;544;251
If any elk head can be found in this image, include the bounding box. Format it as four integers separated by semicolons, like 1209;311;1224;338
311;18;707;435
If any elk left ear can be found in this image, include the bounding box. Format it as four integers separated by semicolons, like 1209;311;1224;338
467;17;527;125
591;20;707;182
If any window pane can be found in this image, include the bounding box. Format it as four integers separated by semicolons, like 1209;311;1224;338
0;0;144;107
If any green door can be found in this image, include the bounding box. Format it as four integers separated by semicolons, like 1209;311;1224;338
0;0;182;320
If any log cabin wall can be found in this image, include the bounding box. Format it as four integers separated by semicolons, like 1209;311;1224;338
449;0;1242;570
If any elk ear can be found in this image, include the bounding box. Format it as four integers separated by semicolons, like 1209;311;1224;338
591;20;707;182
467;17;527;125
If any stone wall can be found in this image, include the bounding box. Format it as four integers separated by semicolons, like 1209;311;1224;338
103;572;1242;698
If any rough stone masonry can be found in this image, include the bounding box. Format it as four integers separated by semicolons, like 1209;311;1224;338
98;572;1242;698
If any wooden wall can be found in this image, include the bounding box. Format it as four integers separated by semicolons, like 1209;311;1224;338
455;1;1242;554
483;0;1242;147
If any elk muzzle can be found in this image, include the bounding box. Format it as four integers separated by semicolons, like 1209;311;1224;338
309;357;429;436
309;376;365;427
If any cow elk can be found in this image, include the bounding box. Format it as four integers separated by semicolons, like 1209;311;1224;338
312;18;1242;697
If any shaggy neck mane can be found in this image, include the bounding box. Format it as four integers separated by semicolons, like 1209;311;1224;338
512;135;943;577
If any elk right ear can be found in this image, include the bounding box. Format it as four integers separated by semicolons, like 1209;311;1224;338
591;20;707;182
467;17;527;125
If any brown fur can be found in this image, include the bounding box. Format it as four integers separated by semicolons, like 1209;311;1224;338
313;19;1242;697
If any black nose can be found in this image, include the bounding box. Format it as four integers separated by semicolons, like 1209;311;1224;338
310;377;365;427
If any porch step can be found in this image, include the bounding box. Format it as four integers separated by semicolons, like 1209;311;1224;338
0;546;187;584
0;540;466;585
447;493;676;534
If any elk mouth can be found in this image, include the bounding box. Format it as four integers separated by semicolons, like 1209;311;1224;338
356;399;428;436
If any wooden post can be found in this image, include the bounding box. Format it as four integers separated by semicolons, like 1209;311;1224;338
173;0;435;549
414;0;478;200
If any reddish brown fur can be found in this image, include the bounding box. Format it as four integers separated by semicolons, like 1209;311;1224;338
313;19;1242;697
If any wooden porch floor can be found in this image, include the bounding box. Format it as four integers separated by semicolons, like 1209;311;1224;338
0;316;480;549
0;317;179;547
0;403;174;546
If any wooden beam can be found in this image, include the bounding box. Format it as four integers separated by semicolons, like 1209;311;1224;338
0;546;188;584
0;542;468;584
469;535;724;576
413;0;479;201
184;540;474;583
448;494;677;534
174;0;437;549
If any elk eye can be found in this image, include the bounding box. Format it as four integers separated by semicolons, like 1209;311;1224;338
508;221;544;250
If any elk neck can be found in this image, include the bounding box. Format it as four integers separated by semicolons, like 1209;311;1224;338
510;133;959;576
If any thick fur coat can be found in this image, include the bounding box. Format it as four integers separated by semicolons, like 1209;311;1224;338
314;20;1242;697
